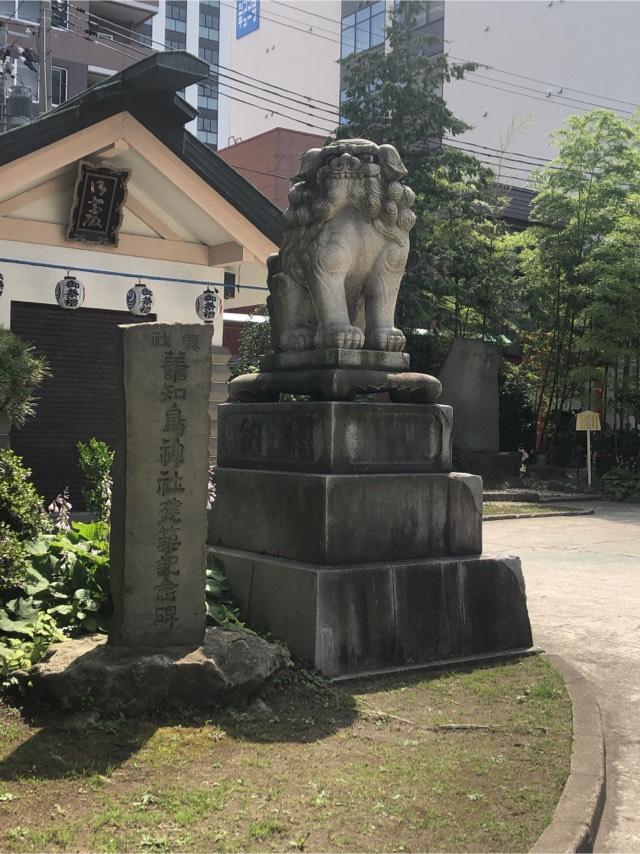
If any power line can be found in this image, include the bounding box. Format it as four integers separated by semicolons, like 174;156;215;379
69;4;340;113
466;71;634;117
449;55;640;111
63;7;616;178
270;1;342;28
64;10;340;131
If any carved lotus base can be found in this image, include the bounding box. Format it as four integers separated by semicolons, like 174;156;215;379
227;368;442;403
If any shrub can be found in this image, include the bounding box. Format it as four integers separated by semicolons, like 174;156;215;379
0;523;29;590
77;438;114;518
230;310;272;378
601;468;640;502
499;365;536;453
0;449;49;539
0;329;50;427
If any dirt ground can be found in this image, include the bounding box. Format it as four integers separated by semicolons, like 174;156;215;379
0;656;571;853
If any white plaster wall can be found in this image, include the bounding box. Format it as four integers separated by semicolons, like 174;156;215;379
225;0;341;145
0;239;230;346
443;1;640;184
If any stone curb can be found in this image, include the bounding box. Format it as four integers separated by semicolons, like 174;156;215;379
484;510;594;521
531;654;606;854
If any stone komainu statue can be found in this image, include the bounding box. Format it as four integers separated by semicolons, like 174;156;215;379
268;138;416;353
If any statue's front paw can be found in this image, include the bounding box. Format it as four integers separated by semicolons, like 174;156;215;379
367;327;406;352
321;325;365;350
281;326;315;351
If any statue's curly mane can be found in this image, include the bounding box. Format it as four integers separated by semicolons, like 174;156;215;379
273;140;416;284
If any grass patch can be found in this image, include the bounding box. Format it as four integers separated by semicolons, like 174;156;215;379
0;656;571;853
483;501;580;516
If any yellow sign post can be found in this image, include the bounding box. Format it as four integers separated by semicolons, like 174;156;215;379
575;410;601;486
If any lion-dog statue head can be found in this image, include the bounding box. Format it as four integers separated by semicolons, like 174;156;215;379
268;139;416;353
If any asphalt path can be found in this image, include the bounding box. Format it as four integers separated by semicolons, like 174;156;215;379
484;501;640;853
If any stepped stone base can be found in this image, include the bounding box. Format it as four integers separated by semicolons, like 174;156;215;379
227;368;441;403
217;402;452;474
211;547;533;677
26;627;288;713
209;469;482;564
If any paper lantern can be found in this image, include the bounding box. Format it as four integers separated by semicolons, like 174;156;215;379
127;282;154;316
0;271;4;298
195;287;220;324
55;274;85;309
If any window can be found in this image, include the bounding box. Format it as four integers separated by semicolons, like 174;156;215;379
223;272;236;301
166;1;187;32
198;116;217;133
199;45;217;64
166;17;186;32
200;24;219;40
341;2;385;58
198;94;218;111
51;0;68;28
200;8;219;40
52;66;67;106
339;88;349;126
16;1;39;21
166;37;183;50
200;131;217;147
428;1;444;22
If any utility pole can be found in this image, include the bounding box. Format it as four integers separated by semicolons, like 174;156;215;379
38;0;52;113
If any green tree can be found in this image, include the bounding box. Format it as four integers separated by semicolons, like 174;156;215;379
337;1;513;338
516;110;640;457
0;329;50;428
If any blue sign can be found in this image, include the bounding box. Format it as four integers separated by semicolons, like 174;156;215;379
236;0;260;38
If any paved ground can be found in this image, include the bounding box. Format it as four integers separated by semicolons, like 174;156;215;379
484;501;640;853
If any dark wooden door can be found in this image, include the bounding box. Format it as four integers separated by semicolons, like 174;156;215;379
10;301;155;509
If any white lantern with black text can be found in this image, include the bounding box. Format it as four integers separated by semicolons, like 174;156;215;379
127;282;154;316
55;274;85;309
195;287;220;324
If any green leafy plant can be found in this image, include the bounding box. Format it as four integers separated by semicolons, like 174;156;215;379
0;609;62;679
23;521;111;634
77;438;114;518
0;329;50;428
0;449;50;588
601;468;640;502
0;522;111;679
206;556;245;628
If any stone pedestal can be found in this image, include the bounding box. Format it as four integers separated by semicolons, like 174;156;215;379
228;347;441;403
209;400;533;677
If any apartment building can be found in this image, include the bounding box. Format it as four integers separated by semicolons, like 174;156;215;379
0;1;157;118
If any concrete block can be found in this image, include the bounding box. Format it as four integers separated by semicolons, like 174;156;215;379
209;469;482;564
217;402;453;474
212;547;533;676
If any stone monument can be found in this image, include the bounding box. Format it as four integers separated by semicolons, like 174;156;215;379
28;323;286;712
209;140;532;677
438;338;520;481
